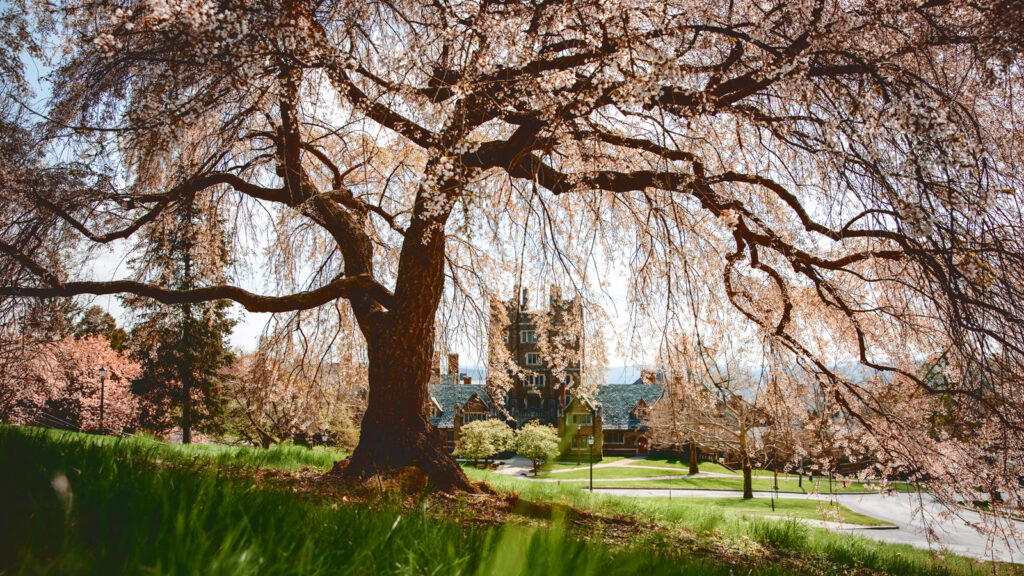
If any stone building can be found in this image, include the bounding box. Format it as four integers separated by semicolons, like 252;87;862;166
492;287;583;428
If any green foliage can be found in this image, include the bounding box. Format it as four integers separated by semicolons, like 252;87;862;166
125;196;236;440
455;418;514;465
74;306;128;351
513;421;559;475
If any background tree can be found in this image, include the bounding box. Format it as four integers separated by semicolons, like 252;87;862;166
126;195;236;443
455;418;513;468
225;347;364;449
513;421;559;476
1;0;1023;509
0;335;139;432
75;305;128;351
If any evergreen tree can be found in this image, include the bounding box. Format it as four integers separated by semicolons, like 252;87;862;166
75;305;128;351
125;194;235;443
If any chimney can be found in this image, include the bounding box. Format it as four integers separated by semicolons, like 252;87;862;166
520;287;529;308
550;285;562;306
431;350;441;376
641;369;657;385
447;353;459;379
462;375;472;385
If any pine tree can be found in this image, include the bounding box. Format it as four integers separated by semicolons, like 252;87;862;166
126;194;235;443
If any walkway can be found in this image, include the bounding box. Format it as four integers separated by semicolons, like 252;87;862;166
491;456;1024;563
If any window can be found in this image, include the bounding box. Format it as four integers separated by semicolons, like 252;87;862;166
570;435;591;449
520;331;538;343
503;332;508;344
525;353;541;366
446;430;455;444
605;431;624;444
464;412;487;423
570;413;592;426
526;374;545;387
429;405;442;418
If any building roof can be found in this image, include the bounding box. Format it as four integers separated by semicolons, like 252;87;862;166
595;383;664;430
428;377;496;428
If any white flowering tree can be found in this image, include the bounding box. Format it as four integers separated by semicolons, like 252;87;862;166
454;418;514;467
1;0;1024;506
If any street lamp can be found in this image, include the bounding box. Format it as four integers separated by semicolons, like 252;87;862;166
97;366;107;434
588;434;594;492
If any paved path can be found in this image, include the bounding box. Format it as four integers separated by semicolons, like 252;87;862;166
835;492;1024;564
589;487;1024;563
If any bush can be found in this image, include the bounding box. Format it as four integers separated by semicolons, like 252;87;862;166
455;418;514;466
513;421;560;475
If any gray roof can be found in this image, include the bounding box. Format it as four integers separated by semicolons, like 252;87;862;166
428;378;496;428
595;384;664;430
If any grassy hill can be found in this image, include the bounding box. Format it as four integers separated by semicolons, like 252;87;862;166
0;426;1016;576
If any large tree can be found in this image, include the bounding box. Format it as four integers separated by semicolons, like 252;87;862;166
2;0;1024;503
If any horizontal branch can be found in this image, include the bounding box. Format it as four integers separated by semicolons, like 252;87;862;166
0;274;395;313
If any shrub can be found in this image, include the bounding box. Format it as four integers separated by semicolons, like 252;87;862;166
513;421;559;475
456;418;514;466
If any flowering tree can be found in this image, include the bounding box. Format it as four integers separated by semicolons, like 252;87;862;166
1;0;1023;502
224;348;364;449
455;418;514;467
513;421;560;476
0;335;140;432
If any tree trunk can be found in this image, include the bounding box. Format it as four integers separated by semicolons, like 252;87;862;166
340;326;475;492
688;442;699;475
742;462;753;499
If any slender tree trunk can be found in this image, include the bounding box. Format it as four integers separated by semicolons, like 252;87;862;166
742;461;753;499
688;441;700;475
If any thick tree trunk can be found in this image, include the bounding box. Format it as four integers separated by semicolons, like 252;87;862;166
340;329;475;492
688;442;700;475
742;462;753;499
336;184;475;493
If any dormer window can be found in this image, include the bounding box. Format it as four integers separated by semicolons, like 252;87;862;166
430;405;442;418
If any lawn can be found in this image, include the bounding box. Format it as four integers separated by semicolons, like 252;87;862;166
1;425;1013;576
637;457;799;478
539;456;629;471
648;497;892;527
533;466;901;492
535;465;688;479
589;476;904;493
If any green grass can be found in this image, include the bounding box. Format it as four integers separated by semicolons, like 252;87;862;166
18;426;349;471
539;456;628;471
466;468;1014;576
0;426;782;576
636;457;797;477
651;497;891;527
1;425;1012;576
548;473;911;493
536;465;688;479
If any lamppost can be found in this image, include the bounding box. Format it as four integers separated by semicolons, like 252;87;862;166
97;366;107;434
588;434;594;492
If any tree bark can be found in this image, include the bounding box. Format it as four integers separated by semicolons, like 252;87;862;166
688;442;700;475
340;324;475;492
336;181;475;493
